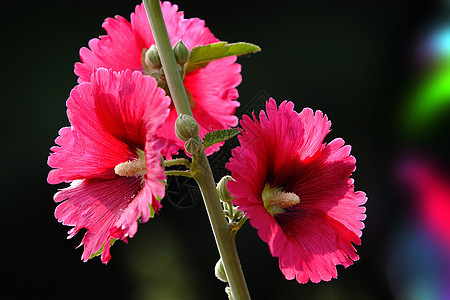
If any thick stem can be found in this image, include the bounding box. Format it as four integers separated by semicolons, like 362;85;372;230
193;153;250;300
143;0;193;117
143;1;250;299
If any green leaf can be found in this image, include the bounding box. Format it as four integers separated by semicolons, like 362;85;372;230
203;128;240;149
149;194;163;219
90;239;116;260
185;42;261;73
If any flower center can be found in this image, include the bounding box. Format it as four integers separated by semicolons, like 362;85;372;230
114;150;146;177
262;184;300;215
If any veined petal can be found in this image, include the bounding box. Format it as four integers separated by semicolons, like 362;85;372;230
91;68;170;147
47;69;170;184
54;176;143;263
48;81;133;183
48;68;169;263
186;56;241;155
226;98;366;284
75;15;144;83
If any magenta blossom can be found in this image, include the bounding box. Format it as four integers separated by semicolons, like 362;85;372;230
226;99;367;283
47;68;170;263
74;2;241;157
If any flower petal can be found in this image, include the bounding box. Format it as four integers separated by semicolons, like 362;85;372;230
47;69;170;184
275;209;360;283
226;98;366;284
48;82;133;183
54;176;143;263
75;15;144;83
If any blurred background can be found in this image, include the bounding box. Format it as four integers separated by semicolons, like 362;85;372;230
2;0;450;299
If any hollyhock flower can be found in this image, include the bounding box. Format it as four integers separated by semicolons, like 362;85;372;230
74;1;241;157
226;98;367;283
47;68;170;263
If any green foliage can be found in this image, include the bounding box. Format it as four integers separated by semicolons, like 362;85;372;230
203;128;240;149
185;42;261;73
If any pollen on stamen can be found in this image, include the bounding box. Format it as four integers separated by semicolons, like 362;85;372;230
114;158;146;177
268;191;300;209
262;186;301;215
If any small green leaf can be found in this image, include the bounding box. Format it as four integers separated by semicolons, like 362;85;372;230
90;239;116;260
186;42;261;73
203;128;240;149
149;194;164;218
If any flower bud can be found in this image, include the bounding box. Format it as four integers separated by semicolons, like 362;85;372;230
173;40;190;65
175;114;199;141
145;45;162;69
214;258;228;282
217;175;234;203
184;137;203;155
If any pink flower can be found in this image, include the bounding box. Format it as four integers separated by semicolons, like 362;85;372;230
47;68;170;263
226;99;367;283
399;157;450;252
74;2;241;157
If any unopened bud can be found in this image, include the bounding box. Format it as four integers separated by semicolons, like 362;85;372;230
214;258;228;282
145;45;162;69
217;175;234;203
184;137;203;155
175;114;199;141
173;40;190;65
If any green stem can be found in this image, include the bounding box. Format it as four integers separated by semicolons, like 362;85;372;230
143;0;193;117
164;158;191;168
193;154;250;300
165;170;192;177
143;1;250;299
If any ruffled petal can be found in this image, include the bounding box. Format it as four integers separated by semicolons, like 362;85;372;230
76;2;218;84
226;98;366;284
296;108;331;160
275;209;360;283
227;98;303;197
285;138;367;238
185;56;241;155
132;2;217;49
107;135;167;241
91;68;170;147
47;68;170;184
48;81;134;183
54;176;143;263
75;15;144;83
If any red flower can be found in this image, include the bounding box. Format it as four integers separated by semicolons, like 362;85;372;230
47;68;170;263
74;2;241;157
226;99;367;283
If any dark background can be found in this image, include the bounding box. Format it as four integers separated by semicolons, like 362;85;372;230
3;0;449;299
